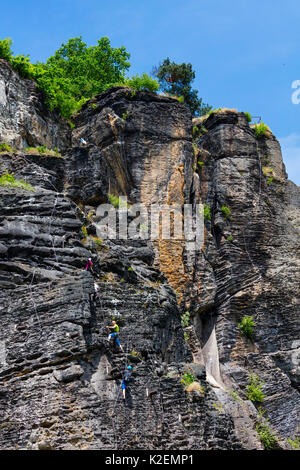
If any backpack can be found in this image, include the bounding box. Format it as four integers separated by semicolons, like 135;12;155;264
123;370;131;383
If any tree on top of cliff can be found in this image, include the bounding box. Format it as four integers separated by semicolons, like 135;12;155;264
152;58;211;116
0;36;131;118
37;37;131;118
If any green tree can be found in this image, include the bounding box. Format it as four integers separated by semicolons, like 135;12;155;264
0;38;13;61
0;36;131;118
153;57;211;116
37;36;131;117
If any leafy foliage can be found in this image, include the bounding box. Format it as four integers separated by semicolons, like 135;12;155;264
0;38;13;61
90;236;103;247
256;419;278;450
181;373;196;387
153;57;211;116
181;311;190;327
287;437;300;450
238;315;255;338
246;374;265;403
125;73;159;92
203;204;211;221
221;205;231;218
0;36;131;118
24;146;61;157
0;171;34;191
254;122;270;139
108;194;130;209
122;111;130;121
244;111;252;123
81;226;88;238
38;37;131;118
193;125;199;137
0;142;13;152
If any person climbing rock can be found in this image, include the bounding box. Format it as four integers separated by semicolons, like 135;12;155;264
107;320;123;352
85;257;94;273
121;365;132;401
90;282;100;303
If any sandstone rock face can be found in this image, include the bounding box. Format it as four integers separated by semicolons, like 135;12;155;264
0;60;70;151
0;84;299;450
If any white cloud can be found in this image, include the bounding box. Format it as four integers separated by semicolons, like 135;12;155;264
278;133;300;186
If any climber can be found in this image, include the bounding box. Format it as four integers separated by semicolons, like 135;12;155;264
80;137;87;145
90;282;100;303
85;257;94;273
107;320;123;352
121;365;132;401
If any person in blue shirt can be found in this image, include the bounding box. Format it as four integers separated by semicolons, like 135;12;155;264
121;365;132;401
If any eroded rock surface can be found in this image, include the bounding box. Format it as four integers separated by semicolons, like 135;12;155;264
0;80;299;450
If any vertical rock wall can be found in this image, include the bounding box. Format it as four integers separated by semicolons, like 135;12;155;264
0;80;299;450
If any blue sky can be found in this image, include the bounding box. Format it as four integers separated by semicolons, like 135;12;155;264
2;0;300;184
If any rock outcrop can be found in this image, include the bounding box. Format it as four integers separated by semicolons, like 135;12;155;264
0;68;299;450
0;60;70;151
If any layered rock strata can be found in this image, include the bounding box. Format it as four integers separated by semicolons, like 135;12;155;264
0;70;299;450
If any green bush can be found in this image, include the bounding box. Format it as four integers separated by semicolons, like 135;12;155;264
221;205;231;218
122;111;130;121
244;112;252;123
181;372;196;387
193;125;199;137
238;315;255;339
181;311;190;327
0;171;34;191
256;420;277;450
246;374;265;403
0;38;13;61
287;437;300;450
36;145;47;154
108;194;129;209
254;122;270;139
10;54;37;79
0;142;13;152
124;73;159;93
203;204;211;221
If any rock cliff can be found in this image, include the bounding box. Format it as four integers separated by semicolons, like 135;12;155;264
0;60;299;450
